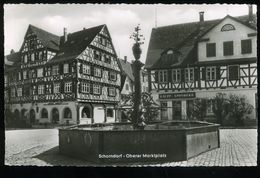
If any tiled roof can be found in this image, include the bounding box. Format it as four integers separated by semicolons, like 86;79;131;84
118;58;135;82
48;24;105;64
145;14;257;69
28;24;60;51
4;52;21;68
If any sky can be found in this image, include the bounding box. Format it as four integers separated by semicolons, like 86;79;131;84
4;4;257;63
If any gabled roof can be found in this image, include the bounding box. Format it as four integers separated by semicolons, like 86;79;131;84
145;14;257;69
118;58;135;82
5;52;21;66
48;24;105;64
27;24;60;51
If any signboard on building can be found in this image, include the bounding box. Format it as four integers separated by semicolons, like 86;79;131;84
159;92;196;99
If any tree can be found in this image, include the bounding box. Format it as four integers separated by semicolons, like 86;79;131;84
227;94;253;126
190;98;207;121
212;93;229;125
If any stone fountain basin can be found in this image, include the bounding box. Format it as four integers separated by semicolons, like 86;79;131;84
59;121;220;164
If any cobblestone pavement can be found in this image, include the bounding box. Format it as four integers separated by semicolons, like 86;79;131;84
5;129;257;166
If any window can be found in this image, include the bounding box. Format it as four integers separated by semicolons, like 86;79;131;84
38;85;45;95
11;88;16;97
185;68;194;82
107;108;113;117
206;67;216;80
39;51;43;60
18;72;21;81
53;83;60;94
93;84;101;94
161;102;168;120
94;67;102;77
32;85;37;95
17;88;23;97
64;82;72;93
125;83;129;91
228;65;239;80
41;108;48;118
206;43;216;57
64;108;72;119
45;67;51;76
109;72;116;81
82;64;91;75
94;51;100;60
207;100;213;114
52;65;59;75
81;83;90;93
37;68;43;78
31;53;35;62
241;39;252;54
63;64;69;74
105;55;111;63
46;84;52;94
82;107;91;118
108;87;116;96
23;71;27;79
223;41;234;56
172;69;181;83
24;55;28;63
159;70;167;83
221;24;235;31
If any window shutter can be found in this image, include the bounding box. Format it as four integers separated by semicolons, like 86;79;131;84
168;70;172;82
21;72;23;80
154;71;158;82
90;83;93;94
60;64;63;74
216;67;221;80
228;66;239;80
79;63;83;73
202;68;206;80
72;82;76;93
181;68;185;82
91;67;94;76
100;69;103;78
194;67;199;81
60;81;64;93
68;63;71;73
223;41;234;56
79;82;82;93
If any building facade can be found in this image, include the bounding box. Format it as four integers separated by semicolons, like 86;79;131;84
5;24;121;125
145;8;257;121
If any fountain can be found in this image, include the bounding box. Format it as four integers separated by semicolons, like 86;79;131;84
59;25;220;164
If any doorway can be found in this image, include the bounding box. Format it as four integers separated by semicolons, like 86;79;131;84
51;108;59;124
29;109;36;124
172;101;182;120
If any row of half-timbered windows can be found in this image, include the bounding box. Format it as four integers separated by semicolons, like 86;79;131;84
159;70;168;83
93;50;112;64
185;68;194;82
93;84;101;94
108;87;116;96
206;67;216;80
206;39;252;57
22;51;45;63
81;83;91;93
94;67;102;77
64;82;72;93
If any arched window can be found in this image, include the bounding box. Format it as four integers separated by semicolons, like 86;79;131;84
221;24;235;32
41;108;48;118
64;108;72;119
107;108;114;117
82;107;91;118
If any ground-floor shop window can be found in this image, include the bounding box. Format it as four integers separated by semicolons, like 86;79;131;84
107;108;114;117
82;107;91;118
41;108;48;118
64;108;72;119
161;102;168;120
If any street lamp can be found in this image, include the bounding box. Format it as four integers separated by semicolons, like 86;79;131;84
130;24;145;129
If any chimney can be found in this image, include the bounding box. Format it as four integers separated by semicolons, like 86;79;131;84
10;49;15;54
248;5;253;23
199;11;204;22
124;56;127;63
63;28;68;42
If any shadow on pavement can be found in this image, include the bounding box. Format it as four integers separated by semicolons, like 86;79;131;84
34;146;99;166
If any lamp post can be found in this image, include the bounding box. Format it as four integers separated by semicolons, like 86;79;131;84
130;24;145;129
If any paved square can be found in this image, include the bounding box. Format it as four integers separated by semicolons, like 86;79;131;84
5;129;257;166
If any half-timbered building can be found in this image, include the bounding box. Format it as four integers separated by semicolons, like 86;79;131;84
145;7;257;121
5;24;121;125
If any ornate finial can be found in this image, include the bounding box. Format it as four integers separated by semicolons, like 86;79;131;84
130;24;145;60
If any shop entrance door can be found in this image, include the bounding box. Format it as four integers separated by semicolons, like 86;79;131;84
172;101;182;120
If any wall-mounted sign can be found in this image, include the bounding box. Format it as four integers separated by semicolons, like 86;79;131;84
44;102;69;105
159;92;196;99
